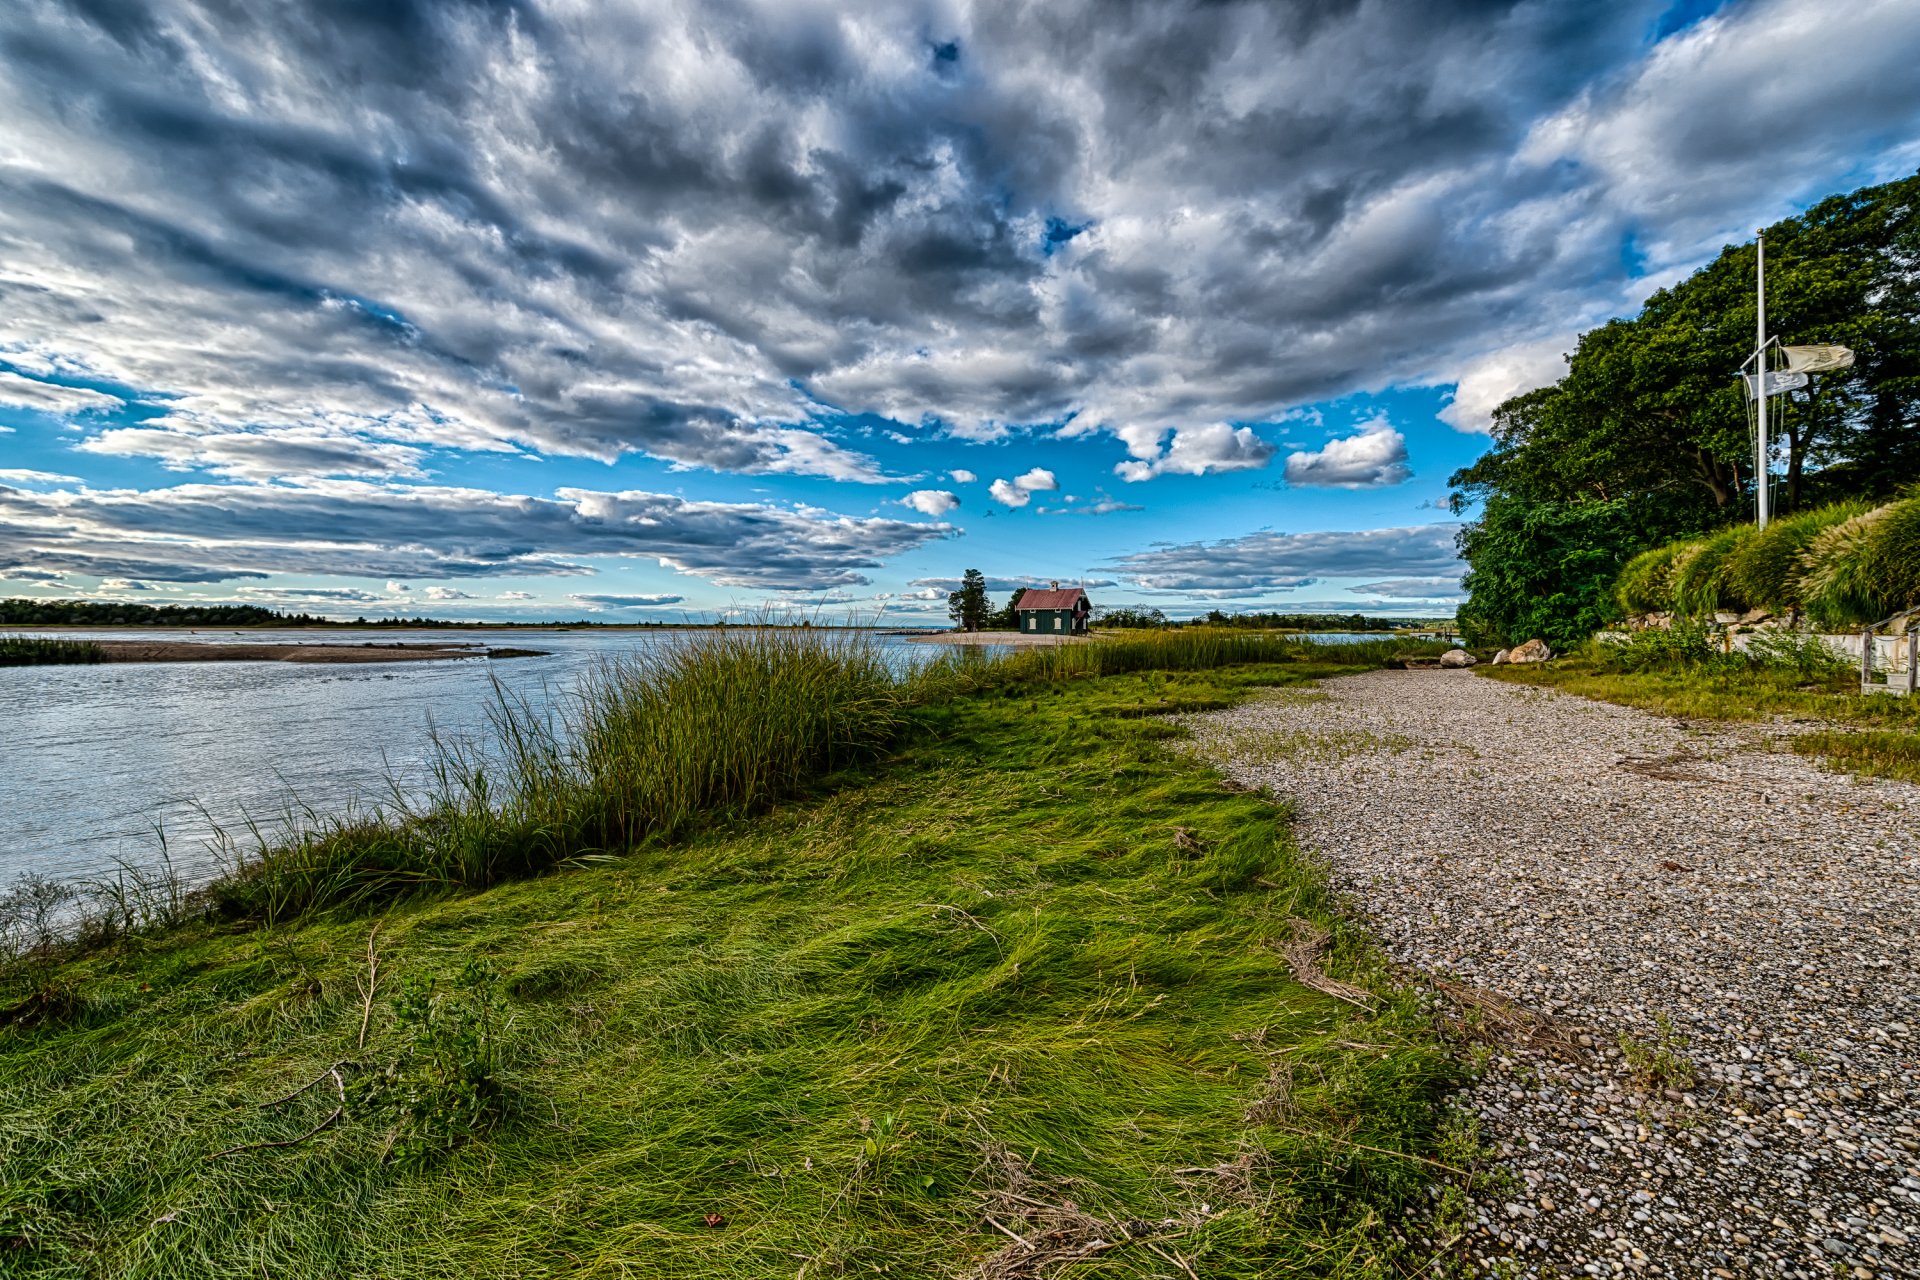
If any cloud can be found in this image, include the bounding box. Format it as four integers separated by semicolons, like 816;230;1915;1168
1112;524;1462;593
0;372;124;416
496;591;536;601
1283;418;1413;489
900;489;960;516
4;1;1908;486
0;469;83;485
97;578;151;591
1113;424;1276;482
1347;576;1467;599
949;470;978;484
570;593;685;609
0;480;953;589
912;576;1116;594
80;427;429;480
238;586;388;605
1436;336;1571;432
988;468;1058;508
422;586;474;601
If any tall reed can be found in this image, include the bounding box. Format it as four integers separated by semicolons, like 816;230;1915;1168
204;627;1440;922
0;635;104;666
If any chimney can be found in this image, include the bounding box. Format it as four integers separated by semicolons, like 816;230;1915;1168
1050;580;1059;590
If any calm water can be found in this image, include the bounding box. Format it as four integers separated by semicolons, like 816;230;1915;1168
0;628;933;891
0;626;1402;891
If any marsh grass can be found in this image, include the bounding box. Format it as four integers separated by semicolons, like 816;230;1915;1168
0;656;1464;1278
0;635;104;666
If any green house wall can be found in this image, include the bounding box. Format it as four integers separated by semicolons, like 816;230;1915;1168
1020;610;1078;633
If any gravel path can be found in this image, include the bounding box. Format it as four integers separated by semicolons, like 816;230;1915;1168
1185;670;1920;1278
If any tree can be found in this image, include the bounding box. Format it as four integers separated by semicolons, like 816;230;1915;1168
1450;171;1920;644
985;587;1027;630
947;569;990;631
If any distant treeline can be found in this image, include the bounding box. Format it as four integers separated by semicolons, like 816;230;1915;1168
0;599;487;627
1191;611;1408;632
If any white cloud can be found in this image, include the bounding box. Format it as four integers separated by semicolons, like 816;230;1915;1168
949;469;978;484
422;586;474;601
386;581;412;594
1112;524;1461;593
80;426;429;480
900;489;960;516
1114;424;1275;482
570;593;685;609
496;590;535;600
0;372;124;416
1283;418;1413;489
0;469;83;485
1436;336;1571;432
0;481;953;589
1347;576;1466;599
988;467;1058;508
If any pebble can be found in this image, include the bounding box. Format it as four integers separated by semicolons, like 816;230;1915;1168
1187;670;1920;1277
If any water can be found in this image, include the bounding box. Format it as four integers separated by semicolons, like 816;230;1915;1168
0;628;930;891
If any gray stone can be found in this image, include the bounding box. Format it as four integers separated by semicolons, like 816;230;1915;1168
1439;648;1477;668
1493;648;1511;664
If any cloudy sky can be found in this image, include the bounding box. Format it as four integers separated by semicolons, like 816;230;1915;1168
3;0;1919;622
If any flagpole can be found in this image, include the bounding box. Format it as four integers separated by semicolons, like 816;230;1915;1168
1756;230;1769;530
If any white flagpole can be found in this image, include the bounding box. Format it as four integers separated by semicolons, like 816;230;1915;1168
1756;230;1769;530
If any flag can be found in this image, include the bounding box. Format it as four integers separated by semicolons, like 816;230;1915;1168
1740;370;1808;400
1781;344;1855;374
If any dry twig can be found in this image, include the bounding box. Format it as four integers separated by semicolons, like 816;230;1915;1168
210;1066;347;1159
356;922;382;1050
1276;919;1375;1009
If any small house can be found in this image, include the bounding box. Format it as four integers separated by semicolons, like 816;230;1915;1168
1014;583;1091;635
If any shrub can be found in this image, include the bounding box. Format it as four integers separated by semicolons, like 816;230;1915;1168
1614;542;1683;615
1799;503;1896;629
1857;491;1920;617
1723;501;1871;614
1669;525;1755;618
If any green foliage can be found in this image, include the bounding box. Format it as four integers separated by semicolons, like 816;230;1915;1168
0;635;104;665
1452;171;1920;644
1453;495;1635;648
1799;503;1896;628
0;660;1462;1277
1090;604;1168;628
1613;542;1682;615
358;960;507;1166
0;599;333;626
1668;525;1755;617
1722;501;1870;612
1859;490;1920;615
1589;621;1849;680
946;568;990;631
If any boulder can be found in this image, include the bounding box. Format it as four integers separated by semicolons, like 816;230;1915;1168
1491;648;1511;664
1506;638;1552;664
1438;648;1477;668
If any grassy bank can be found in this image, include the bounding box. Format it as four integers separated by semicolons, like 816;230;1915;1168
1;633;1466;1278
0;636;104;666
1480;641;1920;782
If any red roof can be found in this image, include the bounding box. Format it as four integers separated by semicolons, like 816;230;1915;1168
1013;587;1088;611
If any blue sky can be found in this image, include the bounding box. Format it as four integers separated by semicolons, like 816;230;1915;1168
4;0;1919;624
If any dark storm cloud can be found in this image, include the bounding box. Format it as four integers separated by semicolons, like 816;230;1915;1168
0;481;954;589
2;0;1918;481
1111;525;1463;593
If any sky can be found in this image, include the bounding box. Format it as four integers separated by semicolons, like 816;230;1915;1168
3;0;1920;624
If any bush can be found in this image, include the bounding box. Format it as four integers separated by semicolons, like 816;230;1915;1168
1614;543;1682;615
1799;504;1896;629
1858;491;1920;617
1723;501;1871;613
1669;525;1755;618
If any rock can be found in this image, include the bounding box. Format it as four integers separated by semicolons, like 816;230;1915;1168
1439;648;1477;668
1493;648;1511;664
1738;607;1772;625
1507;638;1552;664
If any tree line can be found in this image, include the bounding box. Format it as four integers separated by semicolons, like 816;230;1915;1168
1450;171;1920;647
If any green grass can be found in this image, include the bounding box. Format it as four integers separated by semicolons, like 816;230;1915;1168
1480;650;1920;783
0;636;104;666
1;641;1466;1278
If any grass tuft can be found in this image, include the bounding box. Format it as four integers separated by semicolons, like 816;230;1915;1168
0;635;104;666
